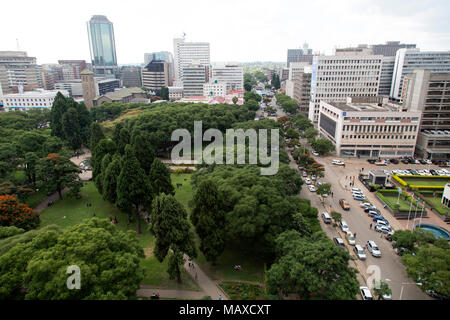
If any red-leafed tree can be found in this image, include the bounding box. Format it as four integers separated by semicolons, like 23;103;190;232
0;195;39;230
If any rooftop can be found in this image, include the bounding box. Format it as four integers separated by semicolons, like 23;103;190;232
94;87;145;101
326;97;402;112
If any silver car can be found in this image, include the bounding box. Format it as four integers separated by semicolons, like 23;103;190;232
366;240;381;257
354;245;366;260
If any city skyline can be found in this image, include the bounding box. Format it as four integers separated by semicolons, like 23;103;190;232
1;0;450;64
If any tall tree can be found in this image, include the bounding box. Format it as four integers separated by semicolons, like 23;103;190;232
50;92;69;139
89;122;105;151
112;123;124;147
149;158;174;196
116;145;153;234
102;155;122;204
150;194;197;283
131;130;156;174
117;127;130;155
36;153;82;199
160;86;169;100
92;139;116;181
95;153;111;195
62;108;82;152
232;96;238;104
191;179;225;264
24;152;39;187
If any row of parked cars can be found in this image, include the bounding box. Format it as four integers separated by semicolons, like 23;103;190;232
391;168;450;176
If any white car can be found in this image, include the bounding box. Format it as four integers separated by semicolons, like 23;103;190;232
322;193;329;198
376;220;389;228
340;220;349;233
360;286;373;300
354;245;367;260
360;202;372;208
308;185;316;192
345;231;356;245
305;178;312;185
311;175;316;181
375;225;394;235
332;160;345;165
366;240;381;257
352;188;362;193
311;151;319;156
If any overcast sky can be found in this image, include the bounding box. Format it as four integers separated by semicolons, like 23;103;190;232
1;0;449;64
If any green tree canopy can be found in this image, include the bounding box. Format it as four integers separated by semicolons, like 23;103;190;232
149;158;174;196
0;218;144;300
150;194;197;283
311;138;335;155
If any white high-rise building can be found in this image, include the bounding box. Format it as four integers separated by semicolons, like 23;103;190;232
211;64;243;91
308;50;383;123
203;80;227;97
183;64;209;97
173;37;210;85
390;49;450;101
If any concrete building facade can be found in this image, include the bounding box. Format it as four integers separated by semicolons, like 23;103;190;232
211;65;243;91
141;60;170;94
318;97;421;157
54;80;83;97
173;37;210;84
2;89;69;111
287;43;313;67
120;66;142;88
0;51;40;95
182;64;209;97
390;49;450;100
203;80;227;97
309;50;383;123
402;69;450;160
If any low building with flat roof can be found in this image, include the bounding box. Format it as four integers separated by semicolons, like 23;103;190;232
92;87;148;106
318;96;421;158
3;89;69;111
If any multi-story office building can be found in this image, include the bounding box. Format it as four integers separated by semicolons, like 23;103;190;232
87;15;118;78
144;51;174;80
308;50;383;123
54;80;83;97
120;66;142;88
96;78;120;96
0;51;40;95
203;80;227;97
370;41;416;57
318;96;421;157
402;69;450;160
211;65;243;91
287;43;313;67
390;49;450;101
58;60;87;80
173;37;210;84
81;69;120;108
2;88;69;111
293;69;312;115
182;64;209;97
379;56;396;96
141;60;170;94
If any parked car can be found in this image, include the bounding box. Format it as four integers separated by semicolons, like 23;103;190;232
366;240;381;257
321;212;331;224
302;171;308;177
376;220;389;228
353;195;366;201
311;175;316;181
390;158;399;164
375;225;394;235
308;185;316;192
360;286;373;300
354;245;366;260
367;210;381;217
311;151;319;156
340;220;349;233
360;202;373;208
367;159;376;164
305;178;311;184
332;160;345;165
401;159;409;164
339;199;350;210
373;216;389;225
345;231;356;245
333;237;346;248
419;159;427;164
352;188;362;193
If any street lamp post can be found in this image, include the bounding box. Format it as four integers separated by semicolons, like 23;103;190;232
406;193;414;230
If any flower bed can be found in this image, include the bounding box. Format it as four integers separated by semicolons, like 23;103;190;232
392;175;450;190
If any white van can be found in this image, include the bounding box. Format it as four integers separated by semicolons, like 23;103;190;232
321;212;332;224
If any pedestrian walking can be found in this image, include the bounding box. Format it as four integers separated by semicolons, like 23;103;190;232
219;295;223;300
354;232;357;238
369;223;372;229
189;262;191;268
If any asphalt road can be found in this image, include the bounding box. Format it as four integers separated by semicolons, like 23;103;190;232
286;145;432;300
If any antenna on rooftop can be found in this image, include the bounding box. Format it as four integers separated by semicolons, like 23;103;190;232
182;32;186;40
16;38;20;51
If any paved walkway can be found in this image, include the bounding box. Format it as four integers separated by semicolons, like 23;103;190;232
137;286;206;300
183;256;229;300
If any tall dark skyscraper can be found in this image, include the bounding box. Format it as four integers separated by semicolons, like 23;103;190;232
87;15;118;78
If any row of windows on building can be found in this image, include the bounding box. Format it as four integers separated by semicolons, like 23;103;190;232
343;125;418;132
6;97;53;102
319;59;382;65
341;144;414;148
317;85;378;90
318;71;380;76
342;134;416;140
5;102;49;106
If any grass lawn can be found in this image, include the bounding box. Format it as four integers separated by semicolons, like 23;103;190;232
171;173;193;214
423;196;450;216
380;194;424;211
401;177;450;187
140;255;200;291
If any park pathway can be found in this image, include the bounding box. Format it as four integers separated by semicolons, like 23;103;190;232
137;286;207;300
183;255;229;300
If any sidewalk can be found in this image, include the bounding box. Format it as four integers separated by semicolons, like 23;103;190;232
137;286;207;300
183;256;229;300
